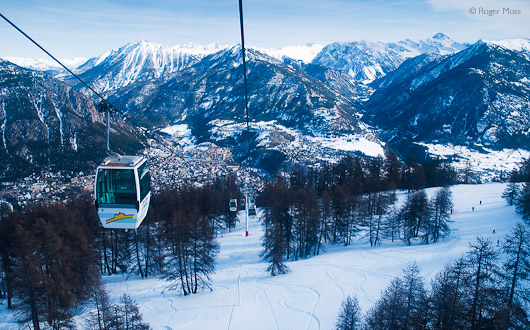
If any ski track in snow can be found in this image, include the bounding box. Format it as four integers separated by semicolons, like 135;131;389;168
267;279;321;330
322;246;394;309
245;280;280;330
322;248;355;321
170;286;226;330
325;263;345;304
160;291;177;325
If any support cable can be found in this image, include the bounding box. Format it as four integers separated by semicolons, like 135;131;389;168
0;13;114;110
238;0;253;162
238;0;250;134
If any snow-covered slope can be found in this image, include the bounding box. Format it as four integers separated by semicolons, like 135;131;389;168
101;183;523;329
0;183;516;329
62;42;324;93
417;143;530;182
108;45;378;171
487;38;530;54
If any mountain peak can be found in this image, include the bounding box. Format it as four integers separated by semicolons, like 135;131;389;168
432;33;449;40
127;39;163;49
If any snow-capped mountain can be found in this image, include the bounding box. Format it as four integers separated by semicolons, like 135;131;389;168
2;35;529;179
110;46;365;131
365;40;530;150
312;33;467;82
106;45;381;169
0;59;143;180
62;42;325;95
61;40;229;94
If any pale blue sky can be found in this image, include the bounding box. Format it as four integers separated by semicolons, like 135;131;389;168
1;0;529;58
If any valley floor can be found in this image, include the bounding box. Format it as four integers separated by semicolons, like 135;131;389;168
0;183;522;330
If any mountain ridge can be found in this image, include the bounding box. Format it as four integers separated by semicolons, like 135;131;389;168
365;40;530;150
1;34;529;180
312;33;467;82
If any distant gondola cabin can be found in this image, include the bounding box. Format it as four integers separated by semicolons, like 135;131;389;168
94;155;151;229
229;199;238;212
248;205;257;218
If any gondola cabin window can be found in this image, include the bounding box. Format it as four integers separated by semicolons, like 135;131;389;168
96;168;137;205
138;162;150;201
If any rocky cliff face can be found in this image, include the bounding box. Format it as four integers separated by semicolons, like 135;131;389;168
0;60;143;180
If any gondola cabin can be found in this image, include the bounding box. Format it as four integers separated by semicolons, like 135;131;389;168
94;155;151;229
248;205;257;218
229;199;238;212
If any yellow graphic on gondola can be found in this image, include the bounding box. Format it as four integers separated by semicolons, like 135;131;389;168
106;212;134;224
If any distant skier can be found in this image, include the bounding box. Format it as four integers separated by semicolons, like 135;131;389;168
472;206;475;212
480;200;482;205
492;229;496;234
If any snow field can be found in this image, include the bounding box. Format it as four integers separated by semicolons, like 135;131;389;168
105;183;520;330
0;183;522;330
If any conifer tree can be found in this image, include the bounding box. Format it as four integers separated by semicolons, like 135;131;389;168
365;277;407;330
400;190;431;245
401;263;428;330
369;191;396;246
430;187;453;242
119;294;151;330
502;181;519;206
364;264;427;330
7;203;99;329
259;178;291;275
465;238;501;329
83;284;113;330
261;216;289;276
429;258;468;330
515;182;530;223
383;150;401;189
335;295;362;330
501;223;530;329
